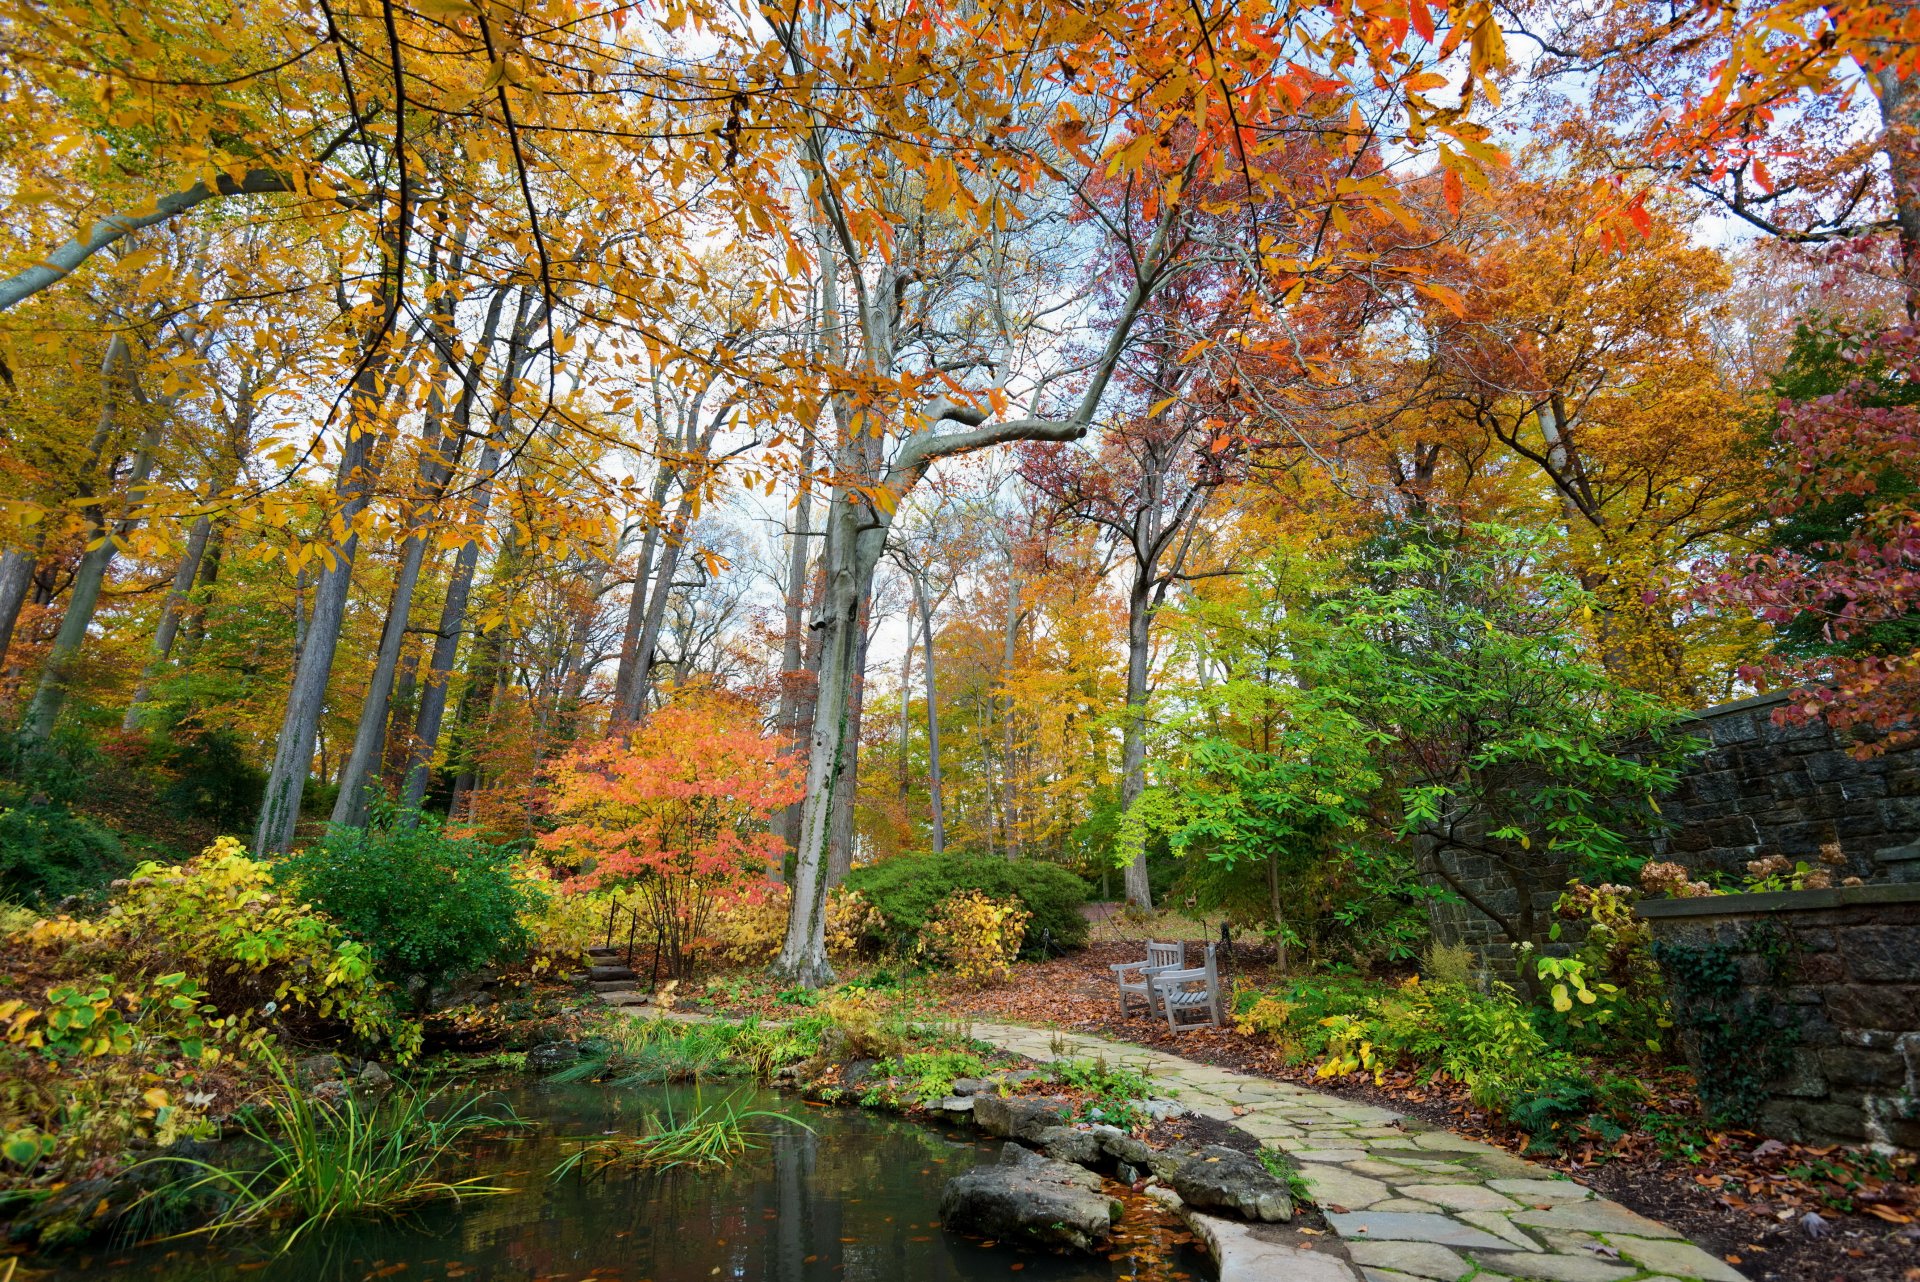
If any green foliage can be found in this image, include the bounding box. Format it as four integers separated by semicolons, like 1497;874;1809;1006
1536;882;1673;1054
551;1091;804;1175
1;726;104;809
0;800;128;904
1315;529;1696;891
276;804;541;997
1649;927;1798;1126
843;852;1089;957
1049;1056;1159;1127
22;836;420;1062
147;1049;518;1249
1232;975;1600;1141
158;728;265;828
892;1050;985;1101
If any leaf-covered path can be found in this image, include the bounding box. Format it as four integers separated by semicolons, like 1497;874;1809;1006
967;1020;1746;1282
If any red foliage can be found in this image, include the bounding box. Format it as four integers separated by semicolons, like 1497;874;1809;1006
541;695;804;974
1721;326;1920;755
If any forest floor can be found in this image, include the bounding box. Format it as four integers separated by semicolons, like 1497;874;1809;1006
931;943;1920;1282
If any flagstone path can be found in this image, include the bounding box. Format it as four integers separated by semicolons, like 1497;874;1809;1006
631;1002;1744;1281
964;1020;1747;1282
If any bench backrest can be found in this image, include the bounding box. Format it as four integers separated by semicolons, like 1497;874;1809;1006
1147;941;1184;970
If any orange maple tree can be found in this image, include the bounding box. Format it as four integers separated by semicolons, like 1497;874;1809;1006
541;695;804;976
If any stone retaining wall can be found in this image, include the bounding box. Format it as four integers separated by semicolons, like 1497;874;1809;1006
1427;691;1920;979
1638;883;1920;1150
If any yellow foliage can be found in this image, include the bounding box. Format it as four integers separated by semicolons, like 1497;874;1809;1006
19;836;419;1063
916;890;1029;988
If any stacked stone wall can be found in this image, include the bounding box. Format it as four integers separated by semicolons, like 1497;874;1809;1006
1638;885;1920;1150
1426;691;1920;979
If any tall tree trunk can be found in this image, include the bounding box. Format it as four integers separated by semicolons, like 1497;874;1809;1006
826;594;870;886
1120;578;1154;908
774;433;816;862
0;545;41;672
897;639;912;799
998;567;1021;859
397;292;528;810
255;294;397;853
122;513;213;729
24;334;158;744
607;456;676;726
331;386;457;825
912;571;945;855
771;477;885;986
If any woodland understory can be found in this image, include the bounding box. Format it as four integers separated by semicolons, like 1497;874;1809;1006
3;0;1920;1277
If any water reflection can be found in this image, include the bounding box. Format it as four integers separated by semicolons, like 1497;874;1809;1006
26;1081;1205;1282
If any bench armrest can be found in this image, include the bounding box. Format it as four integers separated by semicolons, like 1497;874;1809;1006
1147;967;1207;987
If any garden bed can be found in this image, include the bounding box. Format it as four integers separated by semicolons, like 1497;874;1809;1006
913;944;1920;1282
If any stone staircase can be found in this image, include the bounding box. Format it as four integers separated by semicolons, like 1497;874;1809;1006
583;945;651;1008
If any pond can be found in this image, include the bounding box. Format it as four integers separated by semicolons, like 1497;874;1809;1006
25;1081;1208;1282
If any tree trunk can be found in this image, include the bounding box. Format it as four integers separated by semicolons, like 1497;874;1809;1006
331;387;456;826
827;593;871;886
774;434;816;862
24;334;159;744
122;514;212;730
396;294;528;811
0;546;40;672
912;571;945;854
999;567;1021;859
1119;578;1154;908
255;304;395;853
771;480;884;986
608;459;676;726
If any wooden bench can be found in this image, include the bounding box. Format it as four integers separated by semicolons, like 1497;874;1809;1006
1149;941;1224;1032
1110;941;1184;1017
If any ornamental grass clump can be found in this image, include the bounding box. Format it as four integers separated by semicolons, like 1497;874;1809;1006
550;1092;804;1176
145;1049;519;1250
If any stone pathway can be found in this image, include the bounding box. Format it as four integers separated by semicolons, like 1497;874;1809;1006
966;1020;1747;1282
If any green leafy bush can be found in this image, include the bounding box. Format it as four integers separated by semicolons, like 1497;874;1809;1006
843;852;1088;957
1231;974;1598;1143
276;806;542;1000
20;836;420;1061
159;728;265;827
0;802;128;903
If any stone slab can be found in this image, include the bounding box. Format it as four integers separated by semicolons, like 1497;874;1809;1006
1325;1211;1512;1250
1407;1182;1520;1212
1605;1234;1749;1281
1512;1202;1685;1239
1181;1211;1360;1282
1469;1252;1637;1282
1298;1165;1391;1209
1345;1239;1472;1279
1488;1179;1594;1202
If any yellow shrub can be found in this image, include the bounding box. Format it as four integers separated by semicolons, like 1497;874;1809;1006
699;887;789;969
826;888;884;961
916;891;1028;987
20;836;419;1063
518;869;606;973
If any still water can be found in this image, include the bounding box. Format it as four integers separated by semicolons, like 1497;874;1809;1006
25;1081;1206;1282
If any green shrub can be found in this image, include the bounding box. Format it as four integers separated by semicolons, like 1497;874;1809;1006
275;805;541;1001
1231;974;1598;1143
0;802;128;903
843;853;1088;956
159;728;265;827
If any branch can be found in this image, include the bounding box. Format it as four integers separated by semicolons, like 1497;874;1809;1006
0;170;299;313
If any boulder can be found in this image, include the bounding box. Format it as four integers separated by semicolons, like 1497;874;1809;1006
940;1144;1119;1252
357;1061;392;1093
1089;1125;1154;1168
972;1094;1070;1141
936;1096;975;1116
1170;1145;1293;1223
293;1052;347;1084
950;1077;993;1096
526;1041;583;1073
1036;1125;1103;1167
